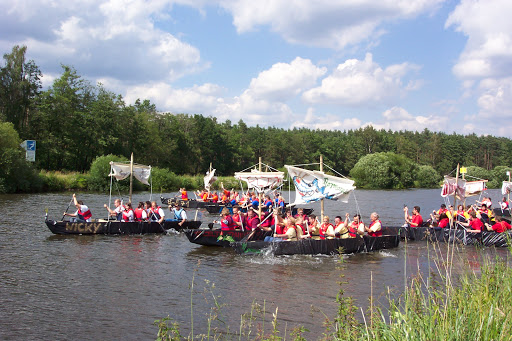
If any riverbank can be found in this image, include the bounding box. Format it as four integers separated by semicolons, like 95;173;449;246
156;246;512;340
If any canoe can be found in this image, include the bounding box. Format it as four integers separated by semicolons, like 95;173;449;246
45;219;202;235
204;204;314;216
160;197;208;209
231;234;400;256
381;226;446;242
492;207;512;221
184;228;271;247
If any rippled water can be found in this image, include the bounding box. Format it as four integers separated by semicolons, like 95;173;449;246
0;189;508;340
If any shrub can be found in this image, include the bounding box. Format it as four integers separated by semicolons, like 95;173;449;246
88;154;128;192
415;165;441;188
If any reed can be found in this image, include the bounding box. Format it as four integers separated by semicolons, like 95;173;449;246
155;245;512;341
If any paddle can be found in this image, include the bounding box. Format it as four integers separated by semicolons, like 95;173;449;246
61;197;74;221
240;208;274;243
149;209;166;233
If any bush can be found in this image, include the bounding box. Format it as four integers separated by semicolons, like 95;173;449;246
415;165;441;188
151;167;179;192
350;152;417;189
489;165;512;189
88;154;129;192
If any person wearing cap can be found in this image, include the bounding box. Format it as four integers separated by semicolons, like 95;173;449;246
169;202;187;227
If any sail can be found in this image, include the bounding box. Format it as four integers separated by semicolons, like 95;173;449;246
234;169;284;193
502;181;512;195
286;165;355;205
109;162;151;185
465;180;487;197
441;176;466;200
204;168;217;190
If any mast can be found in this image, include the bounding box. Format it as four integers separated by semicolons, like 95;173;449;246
129;152;134;203
320;155;324;222
258;157;262;219
452;163;460;226
508;171;511;204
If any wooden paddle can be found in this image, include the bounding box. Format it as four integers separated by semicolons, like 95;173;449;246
61;197;74;221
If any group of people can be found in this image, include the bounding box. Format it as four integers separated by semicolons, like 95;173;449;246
64;194;188;226
218;206;383;241
195;185;286;209
404;196;512;233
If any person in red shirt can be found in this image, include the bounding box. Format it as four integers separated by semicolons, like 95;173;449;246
460;211;483;233
486;216;511;233
437;213;450;229
404;206;423;227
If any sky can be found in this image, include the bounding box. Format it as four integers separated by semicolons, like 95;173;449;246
2;0;512;137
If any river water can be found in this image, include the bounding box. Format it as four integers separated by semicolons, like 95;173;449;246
1;189;510;340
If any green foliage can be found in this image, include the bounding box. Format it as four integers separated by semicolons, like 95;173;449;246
415;165;441;188
88;154;128;192
151;167;179;191
0;121;40;193
489;165;512;189
350;152;417;189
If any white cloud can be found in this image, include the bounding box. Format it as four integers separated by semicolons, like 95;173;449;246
248;57;326;101
302;53;421;106
290;108;362;130
371;107;449;132
383;106;412;120
0;0;205;84
220;0;445;49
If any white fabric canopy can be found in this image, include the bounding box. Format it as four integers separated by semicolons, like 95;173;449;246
502;181;512;195
441;176;466;200
234;169;284;193
204;168;217;190
286;165;355;205
109;161;151;185
465;180;487;197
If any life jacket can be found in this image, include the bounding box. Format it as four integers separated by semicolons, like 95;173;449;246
368;220;382;237
246;216;260;230
78;206;92;221
260;212;272;228
296;223;306;234
277;198;285;207
134;208;144;221
150;207;161;221
264;199;272;207
319;223;333;240
202;193;208;201
174;208;185;220
221;215;235;231
122;209;134;222
233;213;246;229
348;222;359;238
212;194;218;203
181;191;188;200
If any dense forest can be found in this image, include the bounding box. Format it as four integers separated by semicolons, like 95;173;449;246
1;45;512;193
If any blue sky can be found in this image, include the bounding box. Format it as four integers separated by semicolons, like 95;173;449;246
2;0;512;136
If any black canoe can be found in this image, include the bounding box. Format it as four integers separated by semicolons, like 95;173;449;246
381;226;446;242
45;219;202;235
160;197;209;209
231;234;400;256
492;207;512;222
184;228;271;247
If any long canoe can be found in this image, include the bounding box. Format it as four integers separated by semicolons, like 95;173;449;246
161;197;209;209
184;228;271;247
231;234;400;256
204;204;314;216
45;219;202;235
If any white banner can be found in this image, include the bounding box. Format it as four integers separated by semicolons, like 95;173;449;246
441;176;466;200
286;165;355;205
465;180;487;197
109;162;151;185
204;169;217;190
234;169;284;193
502;181;512;195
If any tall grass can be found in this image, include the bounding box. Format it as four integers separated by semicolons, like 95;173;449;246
155;243;512;341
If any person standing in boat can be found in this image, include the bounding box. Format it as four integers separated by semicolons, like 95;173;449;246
365;212;383;237
134;202;148;222
148;201;165;224
169;202;187;227
121;202;135;222
104;198;124;221
64;193;92;222
404;206;423;228
180;188;188;201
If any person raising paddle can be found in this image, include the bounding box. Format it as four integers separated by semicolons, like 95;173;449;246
64;193;92;222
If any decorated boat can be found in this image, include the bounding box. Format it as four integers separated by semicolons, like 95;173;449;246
231;234;400;255
45;218;202;235
184;228;271;247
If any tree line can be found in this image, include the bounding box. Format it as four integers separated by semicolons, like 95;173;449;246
1;45;512;193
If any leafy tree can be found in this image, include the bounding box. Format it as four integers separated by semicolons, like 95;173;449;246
0;121;40;192
350;152;417;189
0;45;42;137
415;165;441;188
88;154;128;192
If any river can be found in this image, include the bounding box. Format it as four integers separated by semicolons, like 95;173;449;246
0;189;509;340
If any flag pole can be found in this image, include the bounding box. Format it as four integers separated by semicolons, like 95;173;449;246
320;154;324;222
129;152;134;204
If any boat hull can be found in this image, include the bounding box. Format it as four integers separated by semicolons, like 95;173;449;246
160;197;208;209
232;235;400;255
184;228;271;247
45;219;202;235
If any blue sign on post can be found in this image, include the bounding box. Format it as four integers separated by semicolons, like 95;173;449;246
22;140;36;162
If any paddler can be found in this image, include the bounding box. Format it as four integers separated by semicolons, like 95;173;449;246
104;198;124;221
365;212;383;237
319;215;335;239
121;202;135;222
148;201;165;224
273;217;298;241
342;213;365;238
64;193;92;222
169;202;187;227
404;206;423;228
306;214;320;239
179;188;188;200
